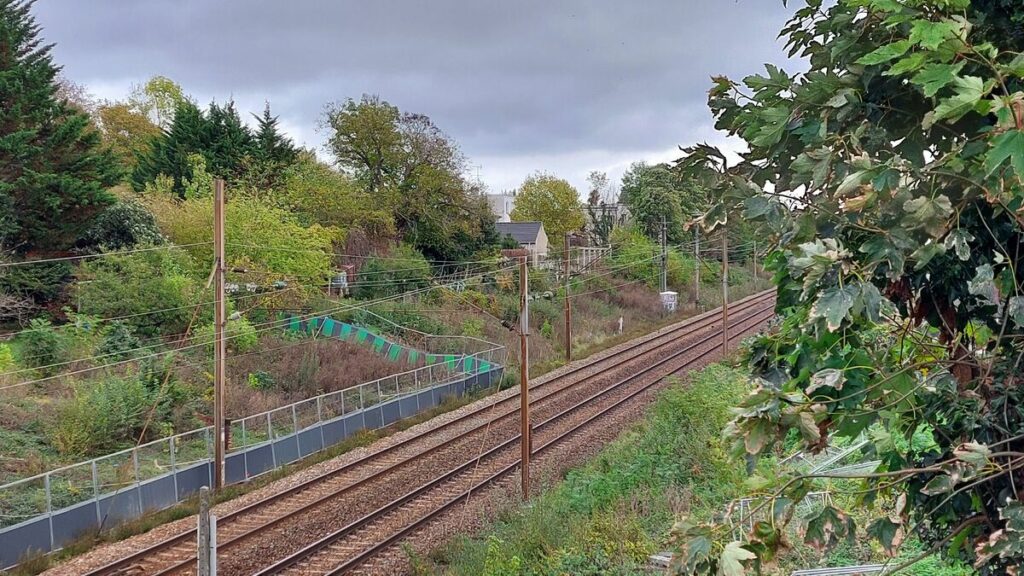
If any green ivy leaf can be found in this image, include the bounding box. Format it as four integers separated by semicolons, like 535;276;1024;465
718;541;756;576
911;61;966;97
751;106;791;147
933;76;986;124
810;285;858;331
911;242;947;270
903;194;953;236
808;368;845;394
943;228;975;261
921;474;954;495
803;506;854;552
1008;296;1024;328
984;130;1024;179
909;19;957;49
954;442;991;469
857;39;914;65
867;517;903;556
968;264;998;306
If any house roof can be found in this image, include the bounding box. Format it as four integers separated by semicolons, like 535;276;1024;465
495;221;543;244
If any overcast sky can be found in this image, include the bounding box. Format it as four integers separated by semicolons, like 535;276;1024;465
34;1;796;195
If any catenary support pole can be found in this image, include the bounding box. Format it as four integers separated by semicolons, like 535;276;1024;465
563;233;571;363
693;227;700;307
752;240;759;284
519;255;531;500
213;179;226;490
721;228;729;354
660;216;668;293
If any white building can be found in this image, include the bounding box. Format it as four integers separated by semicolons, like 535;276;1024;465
495;221;548;266
486;192;516;222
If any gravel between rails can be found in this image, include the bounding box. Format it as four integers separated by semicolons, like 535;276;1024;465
357;309;773;576
40;293;771;576
199;300;773;575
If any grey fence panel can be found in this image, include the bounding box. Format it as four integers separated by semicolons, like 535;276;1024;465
398;395;418;419
271;437;300;466
342;410;366;436
174;462;211;501
139;474;178;514
296;428;323;458
322;419;346;446
0;518;48;568
96;489;142;526
417;388;437;412
364;405;384;430
225;452;247;485
51;501;94;551
381;401;401;427
0;366;503;570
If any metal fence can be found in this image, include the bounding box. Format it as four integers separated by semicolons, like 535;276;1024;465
0;344;505;569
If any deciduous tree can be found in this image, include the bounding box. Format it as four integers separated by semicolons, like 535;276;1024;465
671;0;1024;573
510;173;585;247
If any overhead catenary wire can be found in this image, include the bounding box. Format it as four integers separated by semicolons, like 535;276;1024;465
0;273;506;391
0;242;213;268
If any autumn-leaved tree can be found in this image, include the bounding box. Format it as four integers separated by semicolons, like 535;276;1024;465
510;173;585;247
671;0;1024;574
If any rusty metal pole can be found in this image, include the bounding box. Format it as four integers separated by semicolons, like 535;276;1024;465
519;255;531;500
563;233;571;363
213;179;226;491
693;227;700;307
721;228;729;354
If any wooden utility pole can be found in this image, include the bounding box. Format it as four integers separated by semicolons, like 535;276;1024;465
518;255;531;500
563;233;572;363
721;228;730;354
660;216;668;293
213;179;226;491
693;227;700;307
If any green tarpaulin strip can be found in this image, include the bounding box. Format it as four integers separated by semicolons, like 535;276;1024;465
322;318;335;336
463;357;474;372
388;345;402;360
446;355;457;370
356;328;369;343
340;323;352;339
479;360;491;372
408;350;420;364
289;316;300;331
372;336;386;352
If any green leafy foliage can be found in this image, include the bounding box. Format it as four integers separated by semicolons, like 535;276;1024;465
49;377;155;456
672;0;1024;572
352;245;431;299
77;200;165;251
74;248;200;337
510;172;586;248
193;316;258;354
14;318;67;375
0;0;120;252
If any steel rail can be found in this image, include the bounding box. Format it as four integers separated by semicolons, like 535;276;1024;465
84;290;775;576
256;301;775;575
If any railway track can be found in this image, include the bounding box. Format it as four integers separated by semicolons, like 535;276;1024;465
83;290;775;576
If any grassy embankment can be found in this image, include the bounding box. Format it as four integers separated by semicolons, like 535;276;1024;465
430;363;972;576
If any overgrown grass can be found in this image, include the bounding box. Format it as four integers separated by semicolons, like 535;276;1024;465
432;364;757;575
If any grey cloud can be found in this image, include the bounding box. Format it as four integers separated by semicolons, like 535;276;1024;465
34;0;795;186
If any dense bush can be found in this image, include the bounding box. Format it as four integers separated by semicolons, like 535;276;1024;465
77;200;165;251
97;321;142;360
0;343;14;371
74;248;200;337
353;244;431;299
193;316;259;354
147;195;336;284
15;318;67;375
50;377;154;456
0;261;72;304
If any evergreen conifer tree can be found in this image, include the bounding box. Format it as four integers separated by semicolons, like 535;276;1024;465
253;103;297;167
0;0;119;252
